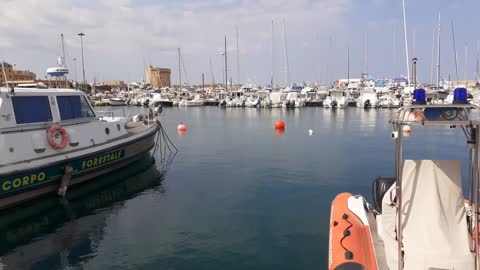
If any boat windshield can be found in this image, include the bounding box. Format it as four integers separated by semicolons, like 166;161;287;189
11;96;53;124
57;95;96;120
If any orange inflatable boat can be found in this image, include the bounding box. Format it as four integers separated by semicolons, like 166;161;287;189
328;193;378;270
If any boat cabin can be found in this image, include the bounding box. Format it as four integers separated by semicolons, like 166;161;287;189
0;87;128;166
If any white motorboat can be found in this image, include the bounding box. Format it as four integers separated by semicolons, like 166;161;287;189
109;97;127;106
356;88;380;108
323;89;347;109
0;86;160;209
282;91;306;108
269;92;286;108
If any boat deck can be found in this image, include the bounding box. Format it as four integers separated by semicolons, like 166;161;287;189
126;121;156;135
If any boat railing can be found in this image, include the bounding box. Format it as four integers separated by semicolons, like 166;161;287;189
391;104;480;127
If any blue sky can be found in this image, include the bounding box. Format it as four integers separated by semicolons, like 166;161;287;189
0;0;479;85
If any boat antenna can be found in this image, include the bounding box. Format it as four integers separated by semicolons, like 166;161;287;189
402;0;410;86
451;20;459;84
436;13;441;90
60;34;67;68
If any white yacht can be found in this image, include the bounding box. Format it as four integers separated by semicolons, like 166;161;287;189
323;89;347;109
0;87;160;209
282;91;306;108
269;92;286;108
356;88;380;108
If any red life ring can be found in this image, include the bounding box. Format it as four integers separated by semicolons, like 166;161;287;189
48;126;69;149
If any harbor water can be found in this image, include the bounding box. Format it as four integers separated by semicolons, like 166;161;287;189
0;107;469;269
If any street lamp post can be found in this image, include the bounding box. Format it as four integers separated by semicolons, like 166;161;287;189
73;58;77;85
77;32;86;88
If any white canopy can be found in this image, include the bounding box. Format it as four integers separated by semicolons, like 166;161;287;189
381;160;474;270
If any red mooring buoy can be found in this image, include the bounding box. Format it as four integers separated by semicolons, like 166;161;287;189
275;120;285;129
177;124;187;131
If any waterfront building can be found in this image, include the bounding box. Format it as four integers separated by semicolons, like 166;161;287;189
0;62;36;83
145;66;171;88
98;80;125;87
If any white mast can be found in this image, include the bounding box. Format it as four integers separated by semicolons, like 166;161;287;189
436;13;441;89
477;40;480;83
402;0;410;85
178;48;181;89
430;26;436;84
464;42;468;83
364;31;368;75
282;19;290;86
393;30;396;78
271;20;275;86
328;36;332;84
236;25;240;85
210;56;215;87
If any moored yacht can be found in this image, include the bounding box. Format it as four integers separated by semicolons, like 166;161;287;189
323;89;347;109
356;88;380;108
0;86;160;209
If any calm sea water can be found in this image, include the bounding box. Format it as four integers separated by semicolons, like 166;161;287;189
0;107;469;270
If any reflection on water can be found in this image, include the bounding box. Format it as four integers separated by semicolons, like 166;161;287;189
0;154;166;269
0;107;472;270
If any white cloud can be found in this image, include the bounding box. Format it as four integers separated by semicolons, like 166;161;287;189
0;0;353;84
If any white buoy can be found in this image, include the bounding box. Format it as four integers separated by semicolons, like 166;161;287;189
308;129;314;136
402;125;412;137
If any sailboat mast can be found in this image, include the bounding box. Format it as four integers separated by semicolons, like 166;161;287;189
224;35;228;91
364;32;368;75
282;19;289;86
393;30;396;78
328;36;332;85
436;13;441;89
402;0;410;85
210;57;215;88
178;48;181;89
477;40;480;82
464;42;468;83
347;41;350;86
451;21;459;83
430;27;435;84
236;25;240;86
271;20;274;86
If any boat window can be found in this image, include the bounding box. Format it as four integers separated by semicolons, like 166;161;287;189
11;96;52;124
57;96;95;120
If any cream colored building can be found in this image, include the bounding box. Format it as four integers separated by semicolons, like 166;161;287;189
98;80;125;87
145;66;171;88
0;62;36;82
